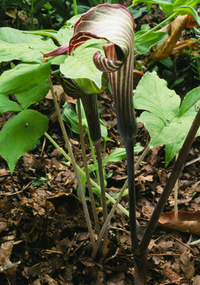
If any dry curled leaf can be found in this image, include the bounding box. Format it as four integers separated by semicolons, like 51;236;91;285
158;211;200;235
148;14;199;62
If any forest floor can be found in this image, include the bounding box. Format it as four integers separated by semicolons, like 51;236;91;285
1;3;200;285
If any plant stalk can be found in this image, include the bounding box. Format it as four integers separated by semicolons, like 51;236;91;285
133;12;177;42
45;131;130;215
48;76;95;248
174;153;179;220
77;99;100;235
73;0;78;15
134;107;200;284
123;137;138;253
94;139;108;257
31;0;34;30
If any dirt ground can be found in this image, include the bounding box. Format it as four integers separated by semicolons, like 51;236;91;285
1;86;200;284
1;3;200;285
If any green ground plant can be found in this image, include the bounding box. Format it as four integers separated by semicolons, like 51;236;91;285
0;1;200;284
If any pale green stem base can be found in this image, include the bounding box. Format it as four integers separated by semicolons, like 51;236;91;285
77;99;100;234
48;76;95;248
94;139;108;257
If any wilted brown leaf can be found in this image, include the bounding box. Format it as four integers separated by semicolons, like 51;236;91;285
158;211;200;235
162;265;181;282
148;14;199;62
172;38;200;56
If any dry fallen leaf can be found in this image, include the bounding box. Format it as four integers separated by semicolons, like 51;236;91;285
158;211;200;235
162;265;181;283
172;38;200;56
148;14;199;62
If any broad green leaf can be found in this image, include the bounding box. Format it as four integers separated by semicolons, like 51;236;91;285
0;27;57;63
135;30;167;54
56;26;74;45
134;72;180;123
134;72;200;165
137;112;169;146
0;62;51;94
0;94;22;114
0;27;38;44
15;80;49;109
0;110;48;174
50;55;67;65
165;113;199;164
60;40;105;90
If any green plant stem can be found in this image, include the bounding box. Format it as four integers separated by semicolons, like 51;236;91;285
103;139;106;159
45;131;129;214
134;12;177;42
31;0;34;30
73;0;78;15
94;139;108;257
45;131;150;222
88;133;100;184
77;99;100;235
48;76;95;248
92;176;126;259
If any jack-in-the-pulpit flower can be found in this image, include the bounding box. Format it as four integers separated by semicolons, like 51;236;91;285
45;3;137;140
45;3;138;261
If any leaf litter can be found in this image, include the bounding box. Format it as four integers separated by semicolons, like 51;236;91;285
1;4;200;285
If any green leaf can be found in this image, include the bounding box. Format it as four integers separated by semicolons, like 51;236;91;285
133;0;200;17
60;40;105;90
0;27;57;63
173;0;199;8
134;72;180;123
0;94;22;114
56;26;74;45
173;6;200;25
103;148;127;164
135;30;167;54
0;62;51;94
15;79;49;109
0;109;48;174
132;0;174;15
88;143;143;172
179;86;200;116
134;72;200;165
62;101;108;138
62;104;80;134
24;29;60;43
